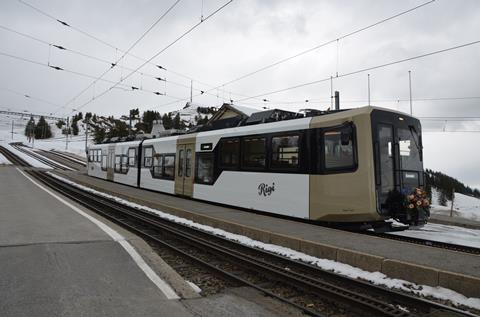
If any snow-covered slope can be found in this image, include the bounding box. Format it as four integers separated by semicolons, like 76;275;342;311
0;112;90;158
430;188;480;221
170;102;215;126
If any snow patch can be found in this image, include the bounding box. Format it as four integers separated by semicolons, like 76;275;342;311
430;188;480;221
0;153;11;164
187;281;202;293
3;143;51;169
45;172;480;311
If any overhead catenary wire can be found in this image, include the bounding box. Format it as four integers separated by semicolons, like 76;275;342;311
209;1;437;91
0;87;63;109
232;39;480;103
58;0;182;113
0;23;272;107
0;51;187;105
151;0;437;110
15;0;247;105
69;0;234;115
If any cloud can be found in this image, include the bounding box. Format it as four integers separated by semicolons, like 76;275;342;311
0;0;479;188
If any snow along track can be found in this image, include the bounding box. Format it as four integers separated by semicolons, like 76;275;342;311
10;143;74;170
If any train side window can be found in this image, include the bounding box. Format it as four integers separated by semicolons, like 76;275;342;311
114;155;121;172
196;153;214;184
271;135;300;169
153;155;163;178
93;150;97;162
128;148;136;167
101;154;107;170
97;150;102;162
322;126;355;171
163;155;175;179
219;138;240;169
121;155;128;173
242;137;266;169
185;149;192;177
144;147;153;167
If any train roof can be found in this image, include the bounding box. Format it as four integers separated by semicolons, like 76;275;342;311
90;106;418;148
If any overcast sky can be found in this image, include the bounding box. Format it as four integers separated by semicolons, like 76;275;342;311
1;0;479;188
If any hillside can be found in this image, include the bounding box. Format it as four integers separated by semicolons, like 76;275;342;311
430;188;480;221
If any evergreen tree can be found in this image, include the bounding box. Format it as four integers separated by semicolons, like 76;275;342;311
162;113;173;130
34;116;52;139
71;120;79;136
173;113;181;129
142;110;161;133
93;126;106;143
24;117;36;139
56;119;65;129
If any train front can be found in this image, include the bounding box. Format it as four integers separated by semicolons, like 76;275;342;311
371;109;429;228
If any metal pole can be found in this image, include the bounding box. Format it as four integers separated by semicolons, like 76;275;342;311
367;74;371;106
66;117;69;150
11;120;13;140
408;70;413;115
190;80;193;103
330;76;333;109
85;120;88;154
450;188;455;217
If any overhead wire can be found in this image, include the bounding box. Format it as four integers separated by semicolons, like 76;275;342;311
69;0;234;115
0;87;63;109
0;51;187;105
232;40;480;103
1;23;273;110
59;0;182;113
155;0;437;109
15;0;249;106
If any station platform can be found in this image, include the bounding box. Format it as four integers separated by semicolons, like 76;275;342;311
0;166;194;317
54;169;480;299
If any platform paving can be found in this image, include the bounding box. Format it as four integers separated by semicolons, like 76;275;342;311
0;166;194;317
56;170;480;298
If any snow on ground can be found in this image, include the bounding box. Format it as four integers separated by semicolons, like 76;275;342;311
0;153;11;165
430;188;480;222
45;172;480;310
186;281;202;293
0;112;90;158
390;223;480;248
3;143;51;169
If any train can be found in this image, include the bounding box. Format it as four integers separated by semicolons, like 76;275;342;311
87;105;429;232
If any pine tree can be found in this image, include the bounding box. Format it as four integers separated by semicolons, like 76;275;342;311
56;119;65;129
71;120;79;136
24;117;36;139
34;116;52;139
173;113;181;129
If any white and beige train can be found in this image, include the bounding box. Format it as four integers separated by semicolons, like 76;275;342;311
87;106;427;231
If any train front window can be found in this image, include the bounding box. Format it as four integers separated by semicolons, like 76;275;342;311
397;128;422;171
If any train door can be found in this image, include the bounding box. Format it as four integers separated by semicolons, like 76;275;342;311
175;142;195;197
377;123;395;209
107;146;115;181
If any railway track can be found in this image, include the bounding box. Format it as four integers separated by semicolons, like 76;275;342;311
1;145;476;317
36;149;85;170
8;143;73;171
50;150;87;166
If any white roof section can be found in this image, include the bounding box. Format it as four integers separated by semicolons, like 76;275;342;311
230;104;262;117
